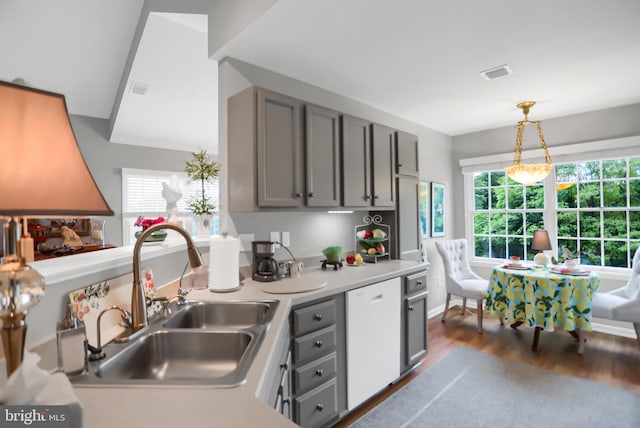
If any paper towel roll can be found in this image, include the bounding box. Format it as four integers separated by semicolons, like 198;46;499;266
209;235;240;292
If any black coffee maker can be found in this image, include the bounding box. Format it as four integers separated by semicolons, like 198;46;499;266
252;241;279;282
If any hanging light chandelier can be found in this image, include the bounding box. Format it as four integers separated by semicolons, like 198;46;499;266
504;101;552;185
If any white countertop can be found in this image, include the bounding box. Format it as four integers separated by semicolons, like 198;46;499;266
72;259;428;428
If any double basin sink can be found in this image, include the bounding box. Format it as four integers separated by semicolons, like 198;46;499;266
70;300;279;388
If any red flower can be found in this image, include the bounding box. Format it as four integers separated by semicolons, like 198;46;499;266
135;216;165;230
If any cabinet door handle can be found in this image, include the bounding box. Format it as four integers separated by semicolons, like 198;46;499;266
315;340;323;348
364;195;371;200
308;192;314;198
315;369;324;377
408;305;415;311
398;163;403;167
374;195;379;199
295;192;303;198
316;404;324;412
313;313;323;321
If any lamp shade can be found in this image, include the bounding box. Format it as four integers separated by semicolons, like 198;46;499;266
531;230;552;251
0;81;113;216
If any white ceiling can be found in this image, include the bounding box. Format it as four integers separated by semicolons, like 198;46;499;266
3;0;640;155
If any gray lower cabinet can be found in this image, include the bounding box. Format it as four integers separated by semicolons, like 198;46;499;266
291;297;345;428
305;104;341;207
401;271;428;374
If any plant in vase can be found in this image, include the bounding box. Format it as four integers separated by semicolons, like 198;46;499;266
185;150;221;237
134;216;167;242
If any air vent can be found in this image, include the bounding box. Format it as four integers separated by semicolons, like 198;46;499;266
479;65;513;81
130;82;149;96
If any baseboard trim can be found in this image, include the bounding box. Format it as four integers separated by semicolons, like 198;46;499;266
429;299;637;339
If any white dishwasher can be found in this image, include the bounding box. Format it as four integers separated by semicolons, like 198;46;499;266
346;277;401;410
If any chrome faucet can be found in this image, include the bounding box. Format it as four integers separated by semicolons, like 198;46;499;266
128;223;203;337
89;306;131;360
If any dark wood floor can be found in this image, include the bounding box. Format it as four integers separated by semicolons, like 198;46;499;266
334;306;640;427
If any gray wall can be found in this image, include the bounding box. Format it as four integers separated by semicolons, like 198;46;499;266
218;57;455;309
450;103;640;241
71;114;197;246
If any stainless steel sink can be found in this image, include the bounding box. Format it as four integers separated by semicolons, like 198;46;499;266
162;301;273;329
70;300;279;387
95;331;253;384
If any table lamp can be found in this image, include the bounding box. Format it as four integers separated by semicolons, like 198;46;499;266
531;230;552;266
0;80;113;376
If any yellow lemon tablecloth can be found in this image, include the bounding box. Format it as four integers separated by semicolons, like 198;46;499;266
486;265;600;331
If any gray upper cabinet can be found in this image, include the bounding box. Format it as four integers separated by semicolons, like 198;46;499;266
340;115;371;208
228;87;304;211
257;89;304;208
305;105;341;207
371;124;396;208
396;131;419;176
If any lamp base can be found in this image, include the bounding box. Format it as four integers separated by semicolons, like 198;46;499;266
534;252;550;267
1;312;26;377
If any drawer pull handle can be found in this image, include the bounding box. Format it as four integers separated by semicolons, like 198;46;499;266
314;313;323;321
315;369;324;377
315;340;323;348
316;404;324;412
408;305;415;311
417;280;423;286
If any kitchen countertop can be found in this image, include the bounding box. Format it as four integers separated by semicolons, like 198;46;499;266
72;259;428;428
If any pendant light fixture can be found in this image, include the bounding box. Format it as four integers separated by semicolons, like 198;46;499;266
504;101;552;185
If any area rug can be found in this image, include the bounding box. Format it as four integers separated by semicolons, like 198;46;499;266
349;347;640;428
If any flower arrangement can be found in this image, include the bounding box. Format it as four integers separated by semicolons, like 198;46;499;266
134;216;165;230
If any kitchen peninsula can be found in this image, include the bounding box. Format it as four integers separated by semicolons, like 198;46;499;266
27;244;427;428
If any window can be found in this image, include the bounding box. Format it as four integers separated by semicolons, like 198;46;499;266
472;171;544;260
121;169;219;245
469;156;640;269
556;158;640;268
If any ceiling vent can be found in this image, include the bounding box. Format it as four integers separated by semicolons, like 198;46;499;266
129;82;149;96
479;65;513;81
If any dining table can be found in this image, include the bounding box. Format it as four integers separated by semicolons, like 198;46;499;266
485;263;600;354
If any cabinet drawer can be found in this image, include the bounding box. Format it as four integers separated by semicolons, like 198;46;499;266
292;299;336;336
294;379;338;428
405;272;427;295
293;326;336;364
292;352;337;394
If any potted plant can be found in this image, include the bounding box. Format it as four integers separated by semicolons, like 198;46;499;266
185;150;221;237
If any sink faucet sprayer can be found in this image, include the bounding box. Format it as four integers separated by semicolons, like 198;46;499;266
129;223;203;336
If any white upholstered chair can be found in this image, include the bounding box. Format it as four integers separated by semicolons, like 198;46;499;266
591;246;640;343
435;239;489;334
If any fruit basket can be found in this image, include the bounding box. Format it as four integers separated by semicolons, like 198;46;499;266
353;214;390;264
